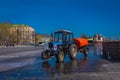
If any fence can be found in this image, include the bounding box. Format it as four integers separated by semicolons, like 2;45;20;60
103;35;120;42
102;41;120;59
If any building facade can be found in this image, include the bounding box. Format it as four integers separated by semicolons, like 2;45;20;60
93;34;103;42
10;24;35;44
41;35;50;42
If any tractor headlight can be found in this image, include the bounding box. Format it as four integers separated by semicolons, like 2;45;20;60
54;44;57;50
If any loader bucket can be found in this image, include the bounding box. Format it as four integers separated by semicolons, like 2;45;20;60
73;38;88;48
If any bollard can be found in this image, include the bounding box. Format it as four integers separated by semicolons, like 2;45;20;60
107;51;111;59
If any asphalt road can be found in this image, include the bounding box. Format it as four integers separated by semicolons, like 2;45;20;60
0;46;43;55
0;46;120;80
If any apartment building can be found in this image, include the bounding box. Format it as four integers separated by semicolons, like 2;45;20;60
10;24;35;44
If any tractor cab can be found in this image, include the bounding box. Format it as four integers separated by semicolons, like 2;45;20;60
48;30;74;51
54;30;73;44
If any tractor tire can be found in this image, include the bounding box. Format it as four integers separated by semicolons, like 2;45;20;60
41;50;49;59
56;51;64;62
83;49;88;56
69;44;78;59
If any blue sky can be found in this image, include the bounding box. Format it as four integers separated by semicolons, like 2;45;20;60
0;0;120;37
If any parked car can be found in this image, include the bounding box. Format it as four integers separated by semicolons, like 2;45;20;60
34;42;44;47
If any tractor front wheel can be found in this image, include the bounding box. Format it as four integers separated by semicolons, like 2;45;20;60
69;44;78;59
41;50;49;59
56;51;64;62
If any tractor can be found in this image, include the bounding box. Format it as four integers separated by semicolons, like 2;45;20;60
41;30;89;62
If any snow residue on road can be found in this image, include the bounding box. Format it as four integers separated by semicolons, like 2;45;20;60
0;50;44;72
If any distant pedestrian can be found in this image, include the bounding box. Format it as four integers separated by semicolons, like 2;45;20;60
11;43;15;47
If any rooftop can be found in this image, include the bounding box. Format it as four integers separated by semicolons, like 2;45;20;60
12;24;30;27
55;29;73;34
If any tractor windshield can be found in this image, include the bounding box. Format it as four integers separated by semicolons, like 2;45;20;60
54;33;63;42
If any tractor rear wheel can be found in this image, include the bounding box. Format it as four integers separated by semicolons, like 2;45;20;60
56;51;64;62
69;44;78;59
83;49;88;56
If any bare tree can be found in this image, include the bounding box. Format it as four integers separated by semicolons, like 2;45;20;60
0;22;12;46
81;34;87;39
35;34;43;43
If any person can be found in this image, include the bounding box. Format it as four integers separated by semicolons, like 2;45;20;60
44;42;48;50
12;43;15;47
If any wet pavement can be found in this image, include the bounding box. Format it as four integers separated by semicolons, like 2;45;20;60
0;46;120;80
0;46;43;55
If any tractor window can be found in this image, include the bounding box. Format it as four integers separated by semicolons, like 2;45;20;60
62;34;67;42
54;33;62;42
63;33;72;42
69;34;73;41
58;34;62;42
66;34;70;42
